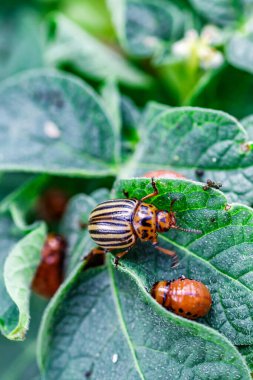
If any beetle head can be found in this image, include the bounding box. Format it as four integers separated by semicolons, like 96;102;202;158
156;211;176;232
156;210;202;234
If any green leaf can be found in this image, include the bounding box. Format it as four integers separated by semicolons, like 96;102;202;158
238;346;253;371
141;100;169;130
60;189;109;275
0;175;49;214
0;69;119;177
0;173;33;204
226;23;253;75
189;0;252;26
100;79;121;141
38;258;251;379
0;212;47;340
241;115;253;139
107;0;186;57
44;13;151;88
120;95;140;160
0;8;44;81
61;0;115;40
100;79;140;162
125;106;253;205
0;295;47;380
113;178;253;345
190;65;253;119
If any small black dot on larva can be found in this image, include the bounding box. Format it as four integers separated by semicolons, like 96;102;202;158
179;308;184;313
186;312;192;316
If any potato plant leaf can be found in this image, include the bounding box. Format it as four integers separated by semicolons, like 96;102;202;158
45;13;150;88
107;0;186;57
100;79;140;162
38;258;251;379
60;189;109;276
188;0;252;26
0;8;44;81
241;115;253;139
113;178;253;345
0;211;47;340
190;66;253;120
125;107;253;205
0;175;49;214
226;24;253;75
238;345;253;371
0;173;34;207
0;69;119;177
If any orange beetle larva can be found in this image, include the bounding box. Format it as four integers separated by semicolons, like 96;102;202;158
32;233;66;298
151;276;212;319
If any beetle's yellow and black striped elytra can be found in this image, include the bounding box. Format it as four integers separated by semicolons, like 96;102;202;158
88;179;202;266
88;198;138;250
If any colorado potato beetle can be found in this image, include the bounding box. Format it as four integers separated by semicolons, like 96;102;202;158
151;276;212;319
32;233;66;298
88;179;201;266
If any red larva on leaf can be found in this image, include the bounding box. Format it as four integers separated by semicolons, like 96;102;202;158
37;188;69;222
151;276;212;319
32;233;66;298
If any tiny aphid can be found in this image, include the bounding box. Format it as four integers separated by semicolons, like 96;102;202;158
88;179;201;266
32;233;66;298
203;179;222;191
151;276;212;319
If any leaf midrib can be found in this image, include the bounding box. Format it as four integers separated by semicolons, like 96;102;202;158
160;234;253;295
108;261;145;380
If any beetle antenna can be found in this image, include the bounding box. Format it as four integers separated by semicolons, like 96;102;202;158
170;198;177;212
172;226;202;234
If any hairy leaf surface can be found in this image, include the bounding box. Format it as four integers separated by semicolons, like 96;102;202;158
125;107;253;205
38;259;250;379
114;178;253;345
0;70;119;177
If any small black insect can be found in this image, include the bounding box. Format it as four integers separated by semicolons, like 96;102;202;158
203;179;222;191
195;169;205;178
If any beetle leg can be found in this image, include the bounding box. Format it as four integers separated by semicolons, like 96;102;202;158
79;221;88;229
82;247;107;261
141;177;159;202
154;245;179;268
114;249;130;266
90;248;107;255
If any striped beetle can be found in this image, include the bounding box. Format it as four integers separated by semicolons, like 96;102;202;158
88;179;201;266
